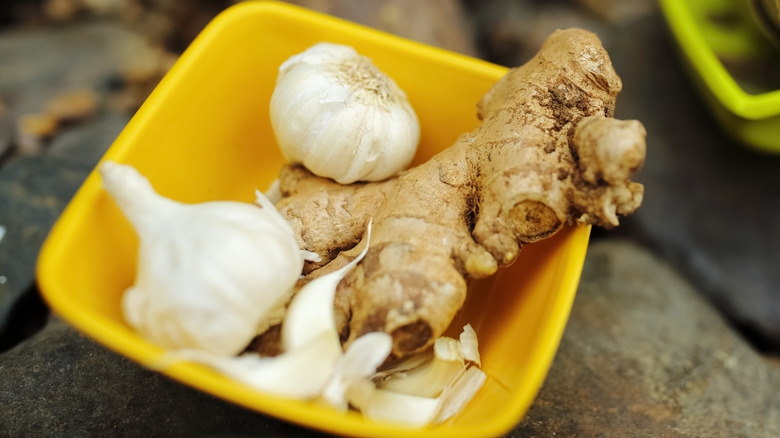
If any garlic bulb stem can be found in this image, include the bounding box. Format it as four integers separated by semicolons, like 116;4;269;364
100;161;173;232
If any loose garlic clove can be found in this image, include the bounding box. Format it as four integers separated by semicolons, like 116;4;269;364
347;380;442;427
269;43;420;184
375;324;481;398
99;161;303;356
348;324;485;426
158;332;341;399
154;221;376;399
433;366;486;424
320;331;393;411
376;346;465;398
346;365;486;427
282;219;372;351
458;323;481;366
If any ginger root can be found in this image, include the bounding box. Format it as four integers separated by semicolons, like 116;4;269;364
269;29;646;358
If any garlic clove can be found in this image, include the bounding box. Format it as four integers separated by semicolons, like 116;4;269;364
349;324;484;425
459;324;481;366
121;286;147;331
371;350;431;380
374;324;481;398
346;379;442;427
434;336;465;361
155;331;342;399
376;350;465;398
100;161;304;356
433;366;487;424
348;360;485;427
263;180;282;204
269;43;420;184
348;363;486;427
320;331;393;411
250;190;320;336
282;219;372;351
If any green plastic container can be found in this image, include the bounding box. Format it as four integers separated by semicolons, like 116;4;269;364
660;0;780;153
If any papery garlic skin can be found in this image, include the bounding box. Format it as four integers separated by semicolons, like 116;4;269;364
270;42;420;184
100;161;303;357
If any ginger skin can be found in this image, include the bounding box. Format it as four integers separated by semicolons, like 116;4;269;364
271;29;646;358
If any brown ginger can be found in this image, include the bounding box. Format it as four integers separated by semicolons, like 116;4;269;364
270;29;646;359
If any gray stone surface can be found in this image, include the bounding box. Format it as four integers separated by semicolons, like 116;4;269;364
0;317;329;437
0;20;151;118
48;111;129;167
0;115;11;158
0;156;90;351
514;240;780;437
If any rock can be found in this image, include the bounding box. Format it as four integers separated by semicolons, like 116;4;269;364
0;317;326;437
0;156;90;351
43;0;81;22
0;20;164;147
464;0;607;66
513;240;780;437
108;44;178;114
48;111;129;167
0;107;10;158
284;0;479;56
15;112;58;155
603;13;780;352
43;89;99;123
577;0;657;25
0;21;128;109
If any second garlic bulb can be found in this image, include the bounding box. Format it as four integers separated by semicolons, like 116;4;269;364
269;43;420;184
99;161;304;357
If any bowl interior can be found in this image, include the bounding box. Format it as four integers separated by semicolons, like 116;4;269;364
36;2;590;437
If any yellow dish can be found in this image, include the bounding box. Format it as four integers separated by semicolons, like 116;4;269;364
36;2;590;437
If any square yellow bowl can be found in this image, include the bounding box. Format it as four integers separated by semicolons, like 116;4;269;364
36;2;591;437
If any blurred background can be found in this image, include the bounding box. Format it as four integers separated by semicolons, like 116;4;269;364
1;0;779;436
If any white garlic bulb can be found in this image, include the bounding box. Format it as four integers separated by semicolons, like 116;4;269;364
99;161;304;356
269;42;420;184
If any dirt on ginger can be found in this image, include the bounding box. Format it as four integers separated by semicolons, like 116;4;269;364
265;28;646;359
